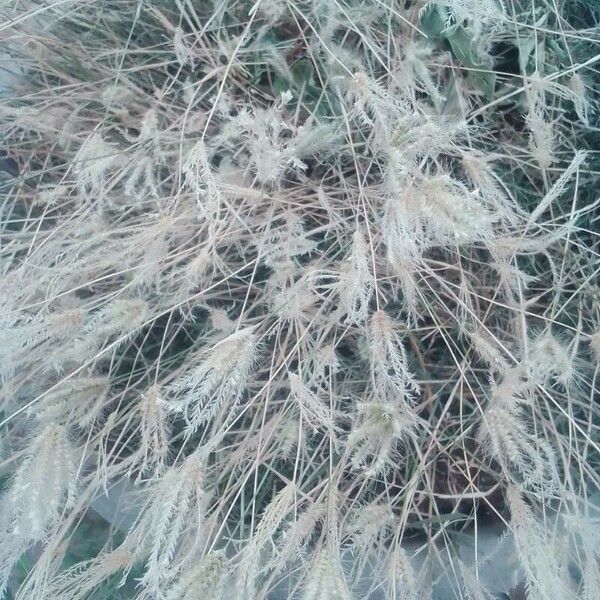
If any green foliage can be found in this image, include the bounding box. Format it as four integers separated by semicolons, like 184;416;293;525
420;3;496;99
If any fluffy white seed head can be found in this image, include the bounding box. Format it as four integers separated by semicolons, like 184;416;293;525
168;327;259;433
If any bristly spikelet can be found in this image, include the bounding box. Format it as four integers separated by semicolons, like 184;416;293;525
134;384;171;478
132;451;210;595
74;132;117;202
49;548;136;600
236;483;296;599
2;424;77;536
173;27;193;68
183;139;222;220
506;486;574;600
459;560;495;600
527;331;576;388
288;372;339;434
349;400;421;475
568;72;590;124
477;370;559;494
386;546;424;600
0;424;77;595
165;551;227;600
525;76;556;171
346;501;393;557
37;376;109;428
368;310;420;404
167;327;259;434
301;543;353;600
338;229;374;325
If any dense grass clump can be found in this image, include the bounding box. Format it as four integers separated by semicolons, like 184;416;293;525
0;1;599;598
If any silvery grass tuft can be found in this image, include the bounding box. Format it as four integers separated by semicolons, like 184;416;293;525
0;0;599;598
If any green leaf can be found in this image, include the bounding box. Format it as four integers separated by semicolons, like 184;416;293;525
272;74;291;97
419;3;450;39
420;4;495;100
446;26;495;99
291;58;314;88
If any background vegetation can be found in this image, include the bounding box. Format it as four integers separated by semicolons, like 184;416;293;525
0;0;599;598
